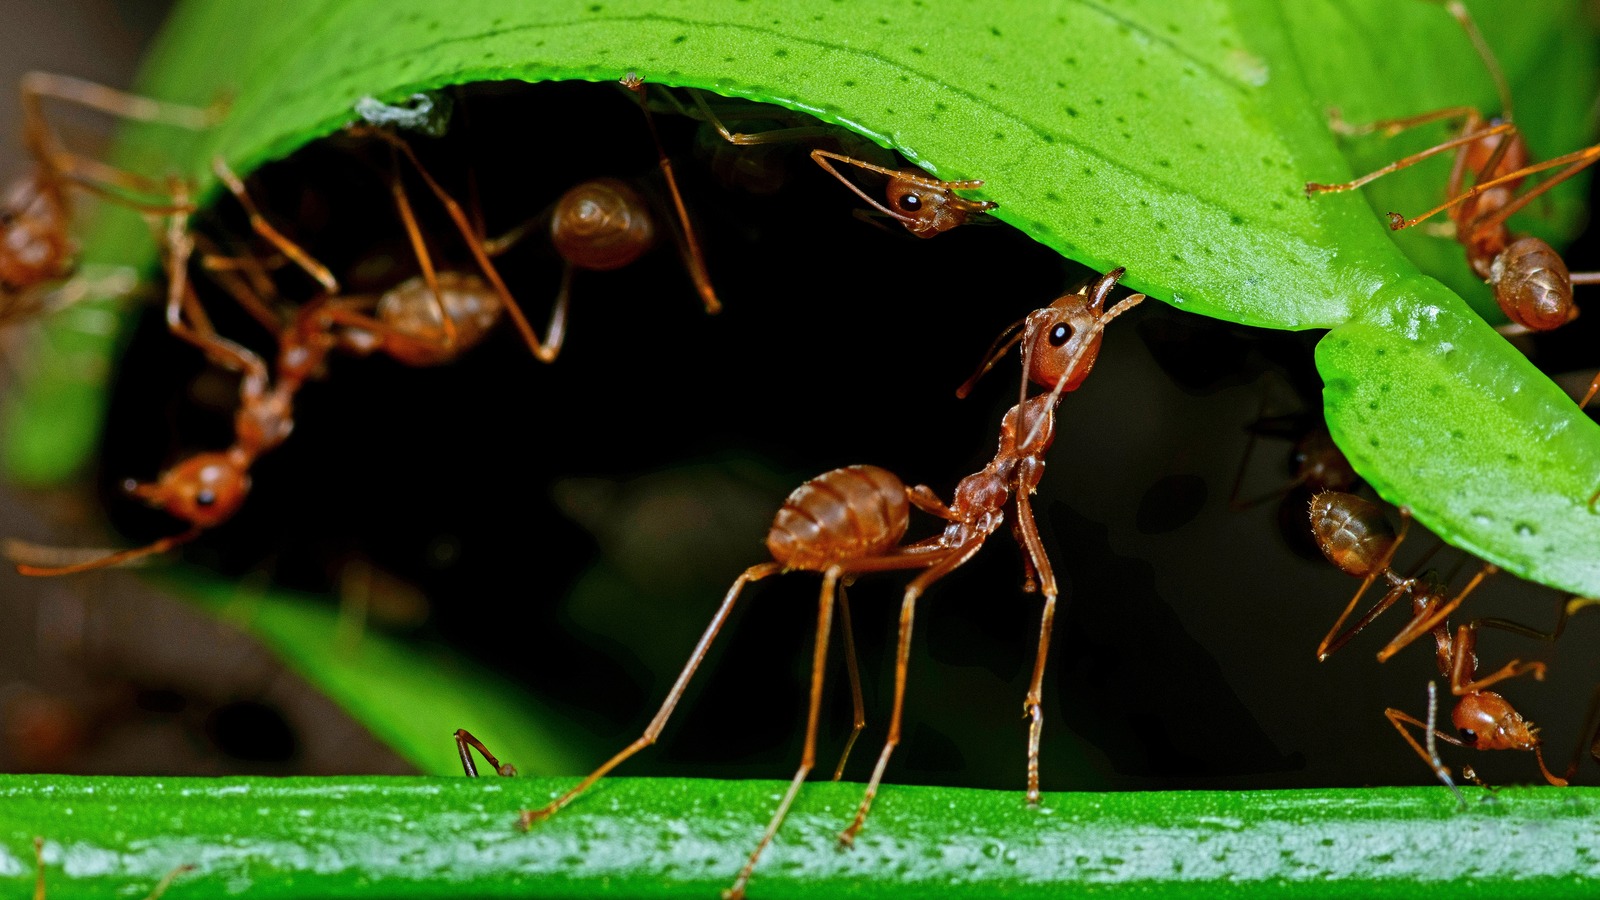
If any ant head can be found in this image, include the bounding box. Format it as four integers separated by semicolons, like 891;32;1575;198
0;175;72;291
124;451;251;530
1452;690;1538;752
1308;491;1397;578
884;171;996;238
550;178;654;271
1491;237;1574;332
1021;268;1128;393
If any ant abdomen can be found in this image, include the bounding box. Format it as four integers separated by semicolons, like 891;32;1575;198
0;176;71;290
766;464;910;570
550;177;655;271
1491;236;1572;331
376;272;503;366
1309;491;1396;578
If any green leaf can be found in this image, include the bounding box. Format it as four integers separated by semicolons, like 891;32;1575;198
4;775;1598;898
4;3;1598;593
167;573;591;777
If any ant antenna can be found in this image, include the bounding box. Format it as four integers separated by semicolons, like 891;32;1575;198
955;317;1027;398
1426;680;1467;807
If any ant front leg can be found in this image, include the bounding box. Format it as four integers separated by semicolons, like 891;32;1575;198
1375;564;1496;663
455;729;516;777
1385;705;1470;793
1013;484;1058;805
622;75;720;314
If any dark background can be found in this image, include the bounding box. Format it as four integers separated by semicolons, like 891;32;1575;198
2;2;1599;796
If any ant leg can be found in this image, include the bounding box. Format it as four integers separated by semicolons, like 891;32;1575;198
350;126;562;362
519;562;783;828
20;72;219;210
160;194;270;395
1306;119;1511;195
1324;105;1479;139
1565;684;1600;781
14;527;202;577
1389;143;1600;232
455;728;516;777
726;567;841;900
386;146;456;349
194;236;283;335
1316;514;1412;661
830;582;867;781
838;545;975;847
212;157;339;293
1448;622;1545;695
622;75;720;314
1377;564;1496;663
689;88;836;146
1385;706;1469;790
1014;486;1058;804
905;484;957;520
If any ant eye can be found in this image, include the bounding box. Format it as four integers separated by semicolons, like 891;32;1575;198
897;193;923;212
1458;727;1478;745
1049;324;1073;347
195;489;218;507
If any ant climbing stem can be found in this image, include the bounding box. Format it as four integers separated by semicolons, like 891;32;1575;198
515;268;1143;900
1382;595;1597;788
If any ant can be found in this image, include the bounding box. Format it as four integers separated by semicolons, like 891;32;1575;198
1305;2;1598;338
515;268;1144;900
11;131;514;575
654;85;997;236
1307;490;1495;663
2;72;221;326
1383;594;1597;790
1309;492;1593;787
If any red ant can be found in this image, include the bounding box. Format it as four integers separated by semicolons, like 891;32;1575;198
1309;491;1589;787
1307;491;1494;663
1305;2;1598;340
657;86;997;236
10;129;518;575
515;268;1144;900
2;72;220;326
1383;594;1597;790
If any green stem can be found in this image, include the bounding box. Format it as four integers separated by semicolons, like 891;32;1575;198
3;775;1597;898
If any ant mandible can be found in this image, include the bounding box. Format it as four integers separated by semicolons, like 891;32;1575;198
515;268;1144;900
1;72;220;326
1305;2;1598;338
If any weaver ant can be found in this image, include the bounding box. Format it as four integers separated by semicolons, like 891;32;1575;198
516;268;1144;900
1305;2;1598;341
1308;491;1496;663
1;72;220;326
11;125;525;574
1383;593;1596;789
654;86;997;236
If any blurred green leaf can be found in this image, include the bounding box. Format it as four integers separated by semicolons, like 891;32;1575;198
171;573;589;777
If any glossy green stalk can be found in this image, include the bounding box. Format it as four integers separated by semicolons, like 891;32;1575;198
4;775;1598;898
